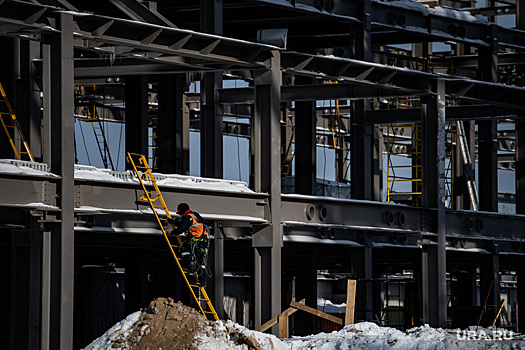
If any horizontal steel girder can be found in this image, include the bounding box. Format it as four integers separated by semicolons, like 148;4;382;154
250;0;525;49
2;171;525;248
74;179;270;225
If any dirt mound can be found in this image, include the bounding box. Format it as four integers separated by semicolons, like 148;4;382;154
115;297;209;350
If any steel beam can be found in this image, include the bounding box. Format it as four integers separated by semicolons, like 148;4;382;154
249;0;525;49
367;105;522;124
109;0;177;28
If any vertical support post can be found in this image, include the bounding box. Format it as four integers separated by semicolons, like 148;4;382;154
200;72;223;178
479;246;500;326
478;30;498;212
454;122;466;210
278;312;289;338
213;223;225;320
345;280;357;325
372;127;383;201
41;228;51;350
518;4;525;214
200;0;223;179
0;37;15;159
421;79;447;327
46;13;75;350
252;51;282;335
125;75;149;162
351;100;372;200
517;267;525;332
157;75;189;174
14;39;41;161
364;235;373;321
28;220;42;349
518;119;525;214
295;249;317;335
295;80;316;195
41;42;52;167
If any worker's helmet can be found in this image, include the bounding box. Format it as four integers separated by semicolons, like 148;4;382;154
176;203;190;215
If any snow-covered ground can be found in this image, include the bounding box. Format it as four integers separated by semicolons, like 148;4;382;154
86;313;525;350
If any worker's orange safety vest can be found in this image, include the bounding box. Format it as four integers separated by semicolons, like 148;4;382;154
187;213;207;238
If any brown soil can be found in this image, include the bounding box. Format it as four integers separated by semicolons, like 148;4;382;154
115;297;210;350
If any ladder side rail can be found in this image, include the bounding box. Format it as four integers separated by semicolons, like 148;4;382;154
94;110;115;171
11;115;35;161
127;154;203;306
126;153;218;320
0;115;21;160
0;83;34;161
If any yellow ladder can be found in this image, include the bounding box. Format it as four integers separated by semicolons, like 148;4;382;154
75;86;115;170
0;82;34;161
126;152;219;321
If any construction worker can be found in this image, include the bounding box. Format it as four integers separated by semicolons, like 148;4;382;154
167;203;209;286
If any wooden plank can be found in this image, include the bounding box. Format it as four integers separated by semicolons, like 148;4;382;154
256;298;305;332
290;301;343;326
278;312;289;338
345;279;357;325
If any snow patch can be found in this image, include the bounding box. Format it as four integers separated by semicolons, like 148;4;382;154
82;311;141;350
0;159;56;177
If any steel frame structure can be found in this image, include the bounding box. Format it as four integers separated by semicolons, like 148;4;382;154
3;0;525;348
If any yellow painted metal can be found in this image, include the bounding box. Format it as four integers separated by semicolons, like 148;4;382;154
0;82;34;161
126;152;219;321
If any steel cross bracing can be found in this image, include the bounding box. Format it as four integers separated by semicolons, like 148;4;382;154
126;152;219;321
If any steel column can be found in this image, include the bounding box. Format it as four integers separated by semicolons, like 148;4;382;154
213;223;225;319
518;3;525;215
252;50;282;334
13;39;41;161
364;235;373;321
200;0;223;179
295;77;316;195
351;100;372;200
478;33;499;212
479;247;500;326
421;79;447;327
294;248;317;335
200;72;224;178
41;228;51;350
0;37;15;159
47;13;75;350
125;75;149;163
157;75;189;174
518;267;525;332
518;119;525;214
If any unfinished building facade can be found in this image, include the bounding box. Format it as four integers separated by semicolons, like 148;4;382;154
2;0;525;348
